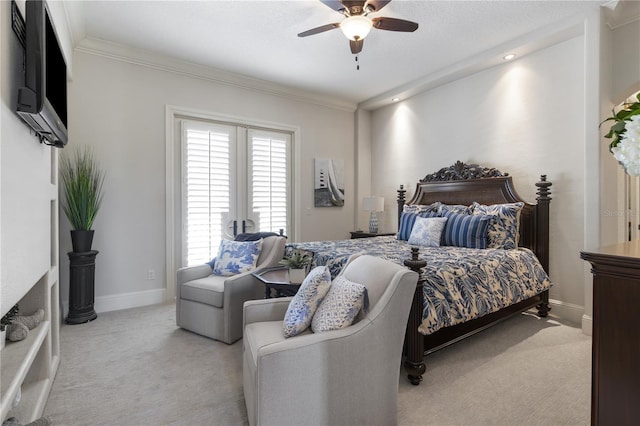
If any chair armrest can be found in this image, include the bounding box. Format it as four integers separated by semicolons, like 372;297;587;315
223;271;263;302
255;236;286;268
177;264;212;285
243;297;292;327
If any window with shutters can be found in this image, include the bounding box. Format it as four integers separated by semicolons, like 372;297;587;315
181;119;292;267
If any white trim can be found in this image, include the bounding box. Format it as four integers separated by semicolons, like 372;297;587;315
61;289;166;316
165;106;177;302
75;37;356;113
548;298;585;327
165;105;301;302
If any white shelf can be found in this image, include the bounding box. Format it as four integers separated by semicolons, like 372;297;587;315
1;145;60;424
7;378;51;424
0;321;49;420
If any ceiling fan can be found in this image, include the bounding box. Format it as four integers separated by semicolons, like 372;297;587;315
298;0;419;55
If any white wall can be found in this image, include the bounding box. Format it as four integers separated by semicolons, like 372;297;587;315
62;49;355;312
369;36;587;322
601;18;640;246
355;109;373;230
611;19;640;103
0;0;71;316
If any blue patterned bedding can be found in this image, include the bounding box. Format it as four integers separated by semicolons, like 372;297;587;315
286;236;551;335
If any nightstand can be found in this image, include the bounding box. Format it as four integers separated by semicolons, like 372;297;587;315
350;231;396;239
252;266;302;298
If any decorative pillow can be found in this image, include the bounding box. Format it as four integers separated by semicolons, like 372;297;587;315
311;276;369;333
397;211;439;241
408;217;448;247
212;239;262;276
439;203;473;215
472;202;524;249
283;266;332;338
403;202;440;214
442;211;493;249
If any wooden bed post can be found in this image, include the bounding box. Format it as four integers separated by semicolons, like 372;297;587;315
397;185;406;231
535;175;552;317
404;247;427;385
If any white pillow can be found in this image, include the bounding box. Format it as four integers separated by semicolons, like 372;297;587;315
282;266;332;338
311;276;368;333
212;239;262;276
408;217;448;247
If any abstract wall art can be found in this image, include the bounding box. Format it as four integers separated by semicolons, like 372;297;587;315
314;158;344;207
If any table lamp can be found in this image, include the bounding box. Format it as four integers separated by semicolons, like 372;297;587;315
363;196;384;234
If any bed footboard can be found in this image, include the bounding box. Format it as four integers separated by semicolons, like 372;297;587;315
403;247;427;385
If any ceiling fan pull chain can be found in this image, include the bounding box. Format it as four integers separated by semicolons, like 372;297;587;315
356;55;360;71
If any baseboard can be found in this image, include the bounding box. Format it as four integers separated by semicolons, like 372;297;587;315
581;314;593;336
61;288;166;317
548;298;584;326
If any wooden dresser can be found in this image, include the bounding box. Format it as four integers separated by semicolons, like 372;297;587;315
581;241;640;426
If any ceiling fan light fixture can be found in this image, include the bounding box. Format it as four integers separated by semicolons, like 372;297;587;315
340;15;373;41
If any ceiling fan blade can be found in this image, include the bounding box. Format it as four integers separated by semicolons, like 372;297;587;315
364;0;392;12
372;17;418;32
350;39;363;54
319;1;348;12
298;23;340;37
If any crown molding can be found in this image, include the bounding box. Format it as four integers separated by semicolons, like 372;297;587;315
75;37;357;113
603;0;640;29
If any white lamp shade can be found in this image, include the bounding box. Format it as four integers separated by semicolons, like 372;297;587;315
340;15;373;41
363;196;384;212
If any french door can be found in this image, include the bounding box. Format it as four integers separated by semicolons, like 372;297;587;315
181;119;292;266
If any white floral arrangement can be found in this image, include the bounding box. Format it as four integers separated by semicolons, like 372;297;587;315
602;93;640;175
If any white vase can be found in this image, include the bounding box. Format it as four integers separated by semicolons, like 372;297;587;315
289;268;306;284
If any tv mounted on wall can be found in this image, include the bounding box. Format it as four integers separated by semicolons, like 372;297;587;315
16;0;68;148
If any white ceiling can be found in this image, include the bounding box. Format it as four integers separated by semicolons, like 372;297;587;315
64;0;616;107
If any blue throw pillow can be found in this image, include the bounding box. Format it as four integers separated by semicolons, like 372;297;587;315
472;202;524;249
442;211;493;249
212;239;262;276
439;203;473;215
311;275;369;333
397;211;439;241
283;266;332;338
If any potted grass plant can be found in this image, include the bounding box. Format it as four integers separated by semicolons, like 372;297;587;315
60;147;106;253
280;250;312;284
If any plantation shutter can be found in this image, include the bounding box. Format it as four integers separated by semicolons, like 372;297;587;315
248;129;290;236
183;121;235;266
182;120;293;268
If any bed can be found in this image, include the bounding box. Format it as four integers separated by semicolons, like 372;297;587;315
287;161;552;385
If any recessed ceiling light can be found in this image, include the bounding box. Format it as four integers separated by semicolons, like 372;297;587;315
391;97;400;102
503;53;517;61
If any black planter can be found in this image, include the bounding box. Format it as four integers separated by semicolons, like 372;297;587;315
71;229;94;253
66;250;99;324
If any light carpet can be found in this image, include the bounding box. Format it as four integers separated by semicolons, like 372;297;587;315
43;303;591;425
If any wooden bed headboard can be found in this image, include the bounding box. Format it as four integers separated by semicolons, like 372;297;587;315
396;161;552;272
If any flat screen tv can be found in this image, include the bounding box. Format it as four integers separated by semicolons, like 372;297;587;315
16;0;68;148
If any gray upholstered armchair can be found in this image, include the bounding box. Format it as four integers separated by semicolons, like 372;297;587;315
242;255;419;426
176;235;286;344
